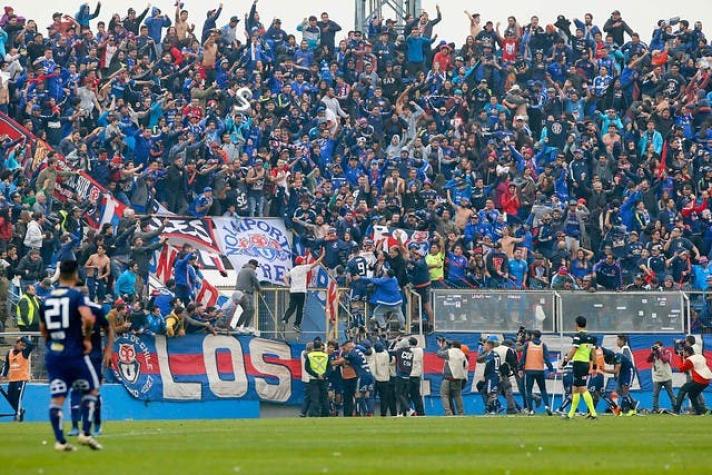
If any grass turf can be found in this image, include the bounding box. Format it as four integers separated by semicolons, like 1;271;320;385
1;416;711;475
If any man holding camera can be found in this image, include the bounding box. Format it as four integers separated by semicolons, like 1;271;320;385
647;341;675;413
436;337;468;416
673;345;711;415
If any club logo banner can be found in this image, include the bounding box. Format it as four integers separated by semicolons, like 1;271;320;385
107;333;710;406
213;217;293;284
109;334;303;403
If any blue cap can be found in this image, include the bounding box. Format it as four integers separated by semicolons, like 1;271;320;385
203;186;213;193
486;335;499;343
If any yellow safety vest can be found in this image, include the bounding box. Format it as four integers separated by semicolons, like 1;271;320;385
307;351;328;377
16;294;40;327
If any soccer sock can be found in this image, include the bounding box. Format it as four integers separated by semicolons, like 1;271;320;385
94;395;102;429
81;395;98;436
558;395;571;412
70;390;81;429
582;391;597;416
568;393;580;417
49;405;66;444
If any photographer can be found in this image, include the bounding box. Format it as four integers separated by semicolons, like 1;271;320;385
673;346;711;415
647;341;675;413
436;337;467;416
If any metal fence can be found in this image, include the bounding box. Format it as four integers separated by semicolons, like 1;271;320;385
559;291;686;334
432;289;556;333
431;290;690;334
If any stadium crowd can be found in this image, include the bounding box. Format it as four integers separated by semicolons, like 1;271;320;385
0;1;707;338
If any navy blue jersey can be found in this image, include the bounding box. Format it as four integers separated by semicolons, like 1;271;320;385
41;287;89;358
390;346;413;378
601;347;634;373
344;348;373;383
89;303;109;361
483;351;501;381
347;256;368;277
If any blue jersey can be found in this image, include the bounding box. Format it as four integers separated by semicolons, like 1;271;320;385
483;351;501;382
347;256;368;277
41;287;89;359
344;348;373;384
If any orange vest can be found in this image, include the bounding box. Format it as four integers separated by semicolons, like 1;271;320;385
8;350;30;382
524;342;545;371
594;348;605;374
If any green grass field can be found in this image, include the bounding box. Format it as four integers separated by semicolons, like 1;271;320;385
1;416;711;475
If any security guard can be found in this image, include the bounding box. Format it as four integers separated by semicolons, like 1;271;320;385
304;341;330;417
1;336;34;421
16;285;40;332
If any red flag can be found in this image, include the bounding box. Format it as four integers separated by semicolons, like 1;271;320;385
656;141;668;179
325;278;338;323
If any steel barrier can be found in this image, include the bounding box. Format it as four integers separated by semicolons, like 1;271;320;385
432;289;556;333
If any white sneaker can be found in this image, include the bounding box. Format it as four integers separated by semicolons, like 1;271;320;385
54;441;77;452
406;408;416;416
77;434;103;450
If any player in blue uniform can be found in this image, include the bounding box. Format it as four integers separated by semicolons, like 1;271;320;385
39;260;102;451
556;360;574;414
335;340;374;416
69;293;114;436
476;337;501;414
601;346;639;416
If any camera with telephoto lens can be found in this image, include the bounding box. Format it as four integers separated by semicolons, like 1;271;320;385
651;344;661;352
673;339;686;356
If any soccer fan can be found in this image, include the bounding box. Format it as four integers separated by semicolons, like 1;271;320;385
560;316;597;420
281;249;324;333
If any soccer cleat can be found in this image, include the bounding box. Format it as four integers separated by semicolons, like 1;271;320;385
585;414;598;420
545;406;553;416
406;408;416;417
625;409;637;416
67;427;80;436
54;442;77;452
612;406;622;416
527;409;535;416
560;413;572;420
77;434;103;450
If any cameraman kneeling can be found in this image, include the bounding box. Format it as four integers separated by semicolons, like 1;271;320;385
673;346;712;415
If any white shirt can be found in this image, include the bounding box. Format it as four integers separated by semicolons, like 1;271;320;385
411;346;424;377
288;265;311;293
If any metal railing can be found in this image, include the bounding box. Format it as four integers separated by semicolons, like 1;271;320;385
430;289;691;334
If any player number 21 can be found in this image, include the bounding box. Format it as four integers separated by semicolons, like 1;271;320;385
45;297;70;330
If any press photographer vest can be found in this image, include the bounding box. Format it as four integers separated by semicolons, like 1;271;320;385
8;350;30;382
